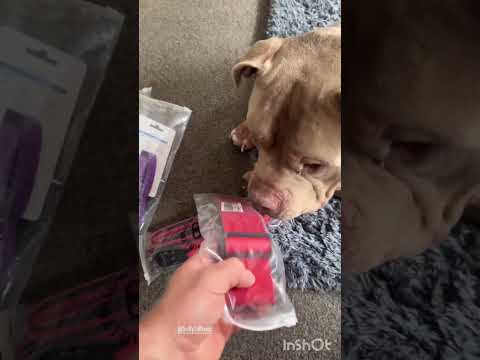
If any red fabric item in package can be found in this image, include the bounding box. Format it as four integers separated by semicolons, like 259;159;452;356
194;194;297;331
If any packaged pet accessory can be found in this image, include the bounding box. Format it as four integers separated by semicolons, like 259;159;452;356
0;1;123;307
138;88;191;283
143;217;203;282
138;88;191;232
140;212;273;284
194;194;297;331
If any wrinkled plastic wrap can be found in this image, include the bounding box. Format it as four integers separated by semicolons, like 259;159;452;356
141;216;202;283
194;194;297;331
139;89;191;284
0;0;124;307
140;213;276;284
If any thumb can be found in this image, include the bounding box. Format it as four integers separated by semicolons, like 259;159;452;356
201;257;256;295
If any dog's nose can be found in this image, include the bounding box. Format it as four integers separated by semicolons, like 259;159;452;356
254;194;281;213
249;189;286;218
247;176;288;217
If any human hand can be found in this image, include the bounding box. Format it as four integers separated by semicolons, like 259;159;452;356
139;254;255;360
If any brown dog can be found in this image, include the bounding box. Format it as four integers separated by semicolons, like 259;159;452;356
342;1;480;273
230;27;341;220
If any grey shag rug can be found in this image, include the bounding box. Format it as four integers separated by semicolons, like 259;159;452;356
266;0;341;38
269;197;341;291
264;0;341;292
342;222;480;359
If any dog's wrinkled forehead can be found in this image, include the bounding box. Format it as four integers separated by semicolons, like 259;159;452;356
341;1;480;272
234;28;340;150
274;32;340;162
346;2;480;149
281;79;341;165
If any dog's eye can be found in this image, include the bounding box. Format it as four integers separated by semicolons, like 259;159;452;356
392;141;432;154
389;141;435;163
303;163;325;174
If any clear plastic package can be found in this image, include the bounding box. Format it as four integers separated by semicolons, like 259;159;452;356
138;88;191;283
0;0;124;307
194;193;297;331
142;216;202;282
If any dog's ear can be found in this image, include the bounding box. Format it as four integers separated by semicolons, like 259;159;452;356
232;37;285;87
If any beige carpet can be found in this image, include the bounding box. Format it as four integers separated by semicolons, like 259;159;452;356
139;0;341;359
140;272;341;360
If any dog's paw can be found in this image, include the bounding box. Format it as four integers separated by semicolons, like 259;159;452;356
231;125;255;152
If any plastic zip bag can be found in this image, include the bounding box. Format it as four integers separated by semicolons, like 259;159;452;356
139;88;191;284
138;213;274;284
140;217;202;282
0;0;124;308
194;193;297;331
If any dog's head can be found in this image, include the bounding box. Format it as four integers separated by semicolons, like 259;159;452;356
342;1;480;273
233;28;341;219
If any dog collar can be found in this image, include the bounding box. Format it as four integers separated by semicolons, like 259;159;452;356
219;206;275;308
154;248;190;268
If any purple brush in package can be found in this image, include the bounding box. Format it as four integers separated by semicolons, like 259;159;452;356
138;88;191;283
139;150;157;224
0;111;42;273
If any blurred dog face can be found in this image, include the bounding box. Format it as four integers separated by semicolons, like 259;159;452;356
342;1;480;273
231;28;341;219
